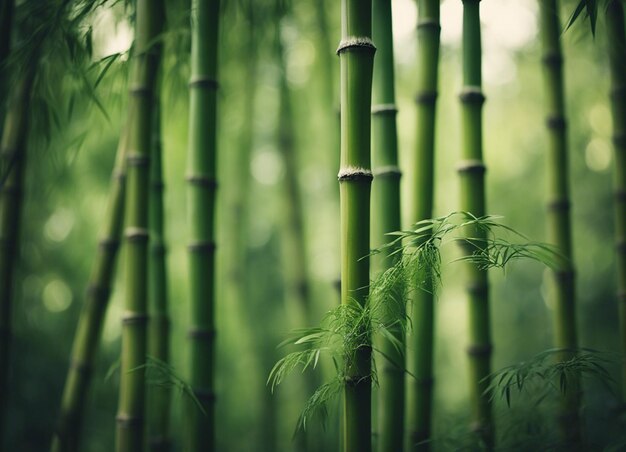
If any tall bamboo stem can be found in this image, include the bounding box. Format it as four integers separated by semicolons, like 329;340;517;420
406;1;440;450
0;69;34;449
116;0;163;449
605;0;626;403
370;1;403;451
338;1;375;451
51;122;130;452
538;1;581;446
186;0;219;450
458;0;492;446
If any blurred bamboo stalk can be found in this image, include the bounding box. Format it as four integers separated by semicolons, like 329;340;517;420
186;0;219;450
405;1;440;450
370;0;404;451
51;121;130;452
116;0;164;449
605;0;626;405
538;0;581;447
458;0;492;446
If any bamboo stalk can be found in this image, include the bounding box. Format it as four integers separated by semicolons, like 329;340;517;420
458;0;492;446
370;1;403;451
538;1;581;446
147;100;170;450
605;0;626;404
338;1;375;451
51;122;130;452
116;0;163;449
0;66;34;447
186;0;220;450
406;1;440;450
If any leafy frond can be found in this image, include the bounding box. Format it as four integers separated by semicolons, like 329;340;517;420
485;348;615;408
296;378;342;432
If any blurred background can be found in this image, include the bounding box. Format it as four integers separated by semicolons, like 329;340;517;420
4;0;623;450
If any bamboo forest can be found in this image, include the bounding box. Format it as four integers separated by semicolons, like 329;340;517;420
2;0;626;450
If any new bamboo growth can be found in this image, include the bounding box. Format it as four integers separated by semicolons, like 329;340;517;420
370;1;403;451
51;123;130;452
406;1;440;450
458;0;492;445
186;0;220;450
338;2;375;451
116;0;163;449
605;0;626;402
538;0;581;445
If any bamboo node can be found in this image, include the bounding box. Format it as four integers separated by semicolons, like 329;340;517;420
186;174;218;189
343;374;371;387
466;343;493;356
456;160;486;174
126;153;150;167
459;87;485;105
546;115;567;130
371;104;398;115
122;312;148;325
336;37;376;55
415;91;438;105
116;414;143;427
417;19;441;31
541;52;563;67
546;198;571;212
125;227;149;242
189;77;219;90
188;327;216;340
338;166;373;182
187;241;216;253
373;166;402;178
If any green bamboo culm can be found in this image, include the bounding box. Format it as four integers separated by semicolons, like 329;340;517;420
406;1;440;451
458;0;492;446
186;0;220;450
147;82;171;451
538;1;581;446
51;125;130;452
370;1;403;451
116;0;163;449
605;0;626;403
338;1;375;451
0;67;34;447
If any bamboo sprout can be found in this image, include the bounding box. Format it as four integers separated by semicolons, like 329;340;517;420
538;0;581;445
370;0;403;451
51;122;130;452
458;0;492;445
186;0;220;450
605;0;626;403
406;1;440;450
116;0;163;449
338;1;375;451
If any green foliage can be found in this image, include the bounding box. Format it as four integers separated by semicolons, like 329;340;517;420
485;348;615;408
269;212;563;432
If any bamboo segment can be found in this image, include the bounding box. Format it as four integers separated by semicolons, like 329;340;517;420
186;0;219;450
605;0;626;403
0;69;33;446
116;0;163;450
370;1;403;451
538;1;581;446
406;1;440;450
338;1;375;451
458;0;492;446
147;102;170;450
51;125;130;452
